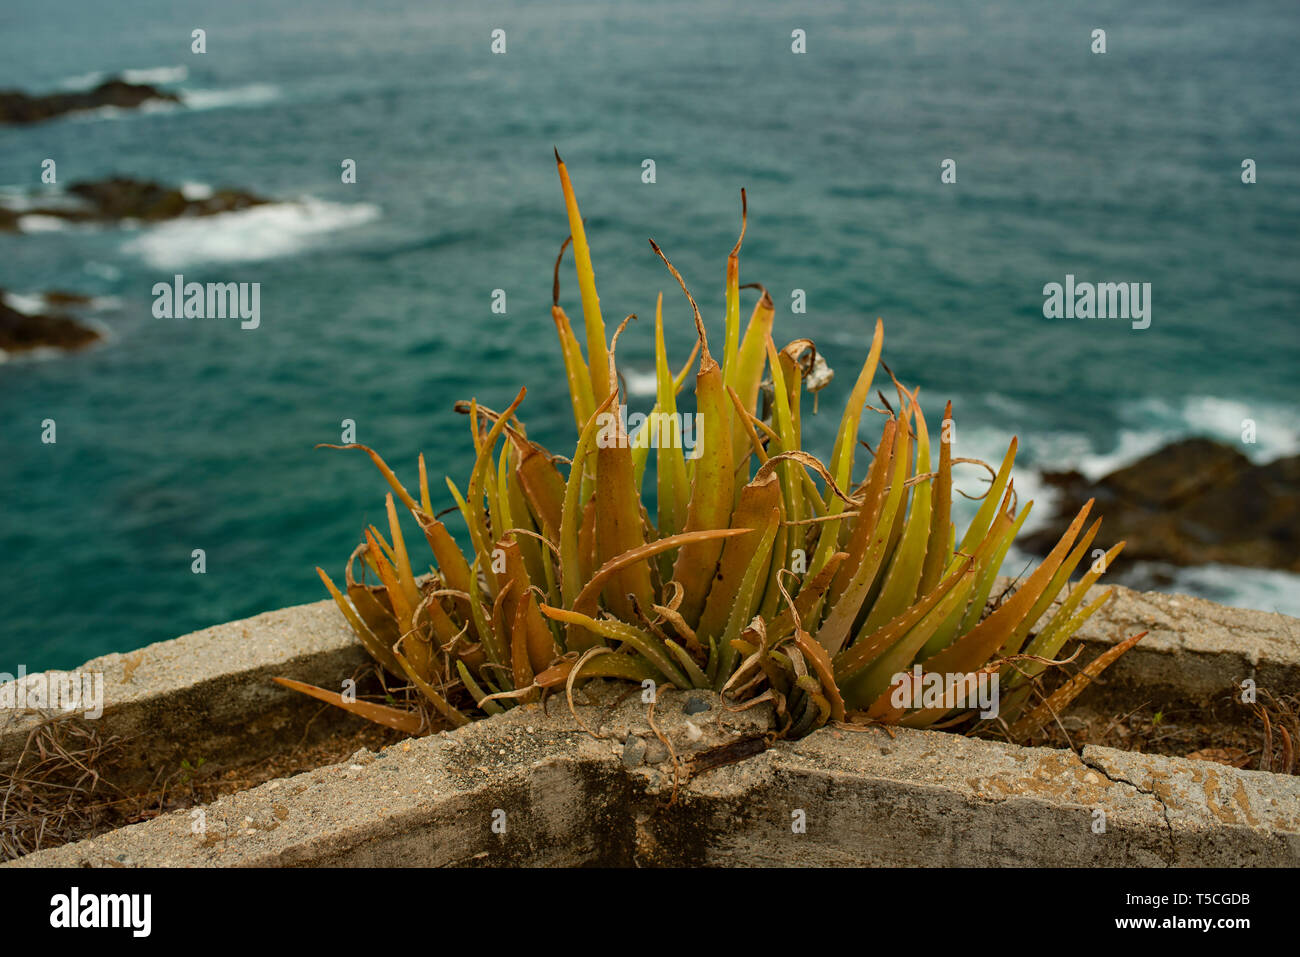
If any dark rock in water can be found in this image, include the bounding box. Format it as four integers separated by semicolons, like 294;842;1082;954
1021;437;1300;572
0;177;269;231
66;177;268;221
41;290;94;306
0;79;181;125
0;290;102;355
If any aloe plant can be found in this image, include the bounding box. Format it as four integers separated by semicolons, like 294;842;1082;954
281;153;1142;739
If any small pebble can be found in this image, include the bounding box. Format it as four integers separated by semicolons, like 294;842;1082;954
683;693;711;715
622;735;648;768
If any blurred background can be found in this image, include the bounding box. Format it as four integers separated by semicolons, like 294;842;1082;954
2;0;1297;670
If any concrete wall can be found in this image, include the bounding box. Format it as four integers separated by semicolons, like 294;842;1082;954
4;581;1299;867
9;685;1299;868
0;601;370;792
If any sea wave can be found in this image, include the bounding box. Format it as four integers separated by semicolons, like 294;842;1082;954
1129;562;1300;619
58;70;106;90
0;186;82;212
943;393;1300;617
14;214;72;233
944;392;1294;481
180;84;280;110
121;65;189;86
66;99;181;122
2;292;47;314
120;198;381;268
58;65;189;89
2;292;120;314
180;182;214;201
623;369;658;398
1115;395;1300;469
48;76;278;119
0;346;69;365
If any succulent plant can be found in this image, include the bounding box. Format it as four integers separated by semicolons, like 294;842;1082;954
279;152;1143;740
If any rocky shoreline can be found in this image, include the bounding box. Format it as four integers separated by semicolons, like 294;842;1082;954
0;79;180;125
1021;437;1300;573
0;291;103;356
0;176;273;353
0;177;270;232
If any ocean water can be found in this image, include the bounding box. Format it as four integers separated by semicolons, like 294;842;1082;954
2;0;1297;670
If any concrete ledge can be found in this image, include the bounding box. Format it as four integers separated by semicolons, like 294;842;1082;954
4;581;1299;866
0;599;370;791
1061;582;1300;708
9;685;1298;868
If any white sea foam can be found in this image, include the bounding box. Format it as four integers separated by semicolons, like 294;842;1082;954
941;423;1067;533
47;78;274;121
121;66;189;86
623;369;658;398
58;66;188;89
1131;562;1300;618
0;343;77;361
945;393;1300;617
1005;396;1299;484
120;198;381;268
4;292;122;315
0;188;45;212
180;182;214;201
0;187;86;214
2;292;47;315
66;99;181;123
1118;395;1299;466
181;84;279;110
58;70;107;90
944;392;1294;490
15;214;71;233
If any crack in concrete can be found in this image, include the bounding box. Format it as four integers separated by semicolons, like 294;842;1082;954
1081;750;1176;866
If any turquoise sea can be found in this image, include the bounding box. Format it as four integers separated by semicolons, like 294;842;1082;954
2;0;1298;669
